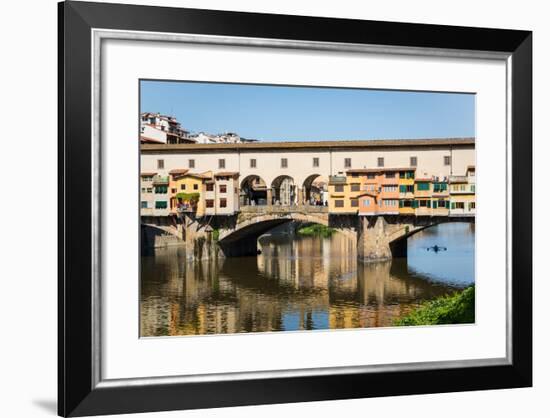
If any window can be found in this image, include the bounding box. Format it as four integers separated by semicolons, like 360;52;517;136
351;199;359;207
206;199;214;208
281;158;288;168
250;158;256;168
419;200;429;207
377;157;384;167
146;188;152;193
335;200;344;208
383;199;398;207
155;201;168;209
218;159;225;169
363;199;370;206
180;184;186;190
171;188;177;194
334;184;344;192
385;172;396;178
141;187;146;193
455;202;465;209
416;182;430;191
351;183;360;192
142;176;152;182
141;201;148;208
444;155;451;166
189;159;195;169
155;186;167;194
399;171;415;179
157;159;164;169
206;183;214;192
469;202;476;210
470;185;476;192
219;184;227;193
193;184;198;190
433;182;448;193
383;185;397;192
313;157;319;167
366;173;375;179
410;156;417;167
220;198;227;208
344;158;351;168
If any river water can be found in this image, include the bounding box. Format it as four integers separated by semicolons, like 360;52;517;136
140;222;475;336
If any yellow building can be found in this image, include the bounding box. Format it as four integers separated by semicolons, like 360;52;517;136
328;173;361;214
398;169;415;214
168;169;212;217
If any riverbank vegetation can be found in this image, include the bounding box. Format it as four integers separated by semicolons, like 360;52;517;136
395;286;475;326
297;224;336;238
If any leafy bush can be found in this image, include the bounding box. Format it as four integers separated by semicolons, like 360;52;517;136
297;224;335;237
394;286;475;326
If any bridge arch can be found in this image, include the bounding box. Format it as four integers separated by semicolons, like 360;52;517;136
271;175;296;206
240;175;268;206
302;174;328;206
218;211;329;257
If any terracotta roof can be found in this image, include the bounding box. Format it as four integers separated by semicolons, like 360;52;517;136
214;171;239;178
140;135;165;144
346;167;414;174
140;172;157;177
141;137;475;152
169;168;189;175
415;177;432;182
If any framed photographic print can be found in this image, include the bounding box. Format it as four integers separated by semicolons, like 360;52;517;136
58;1;532;416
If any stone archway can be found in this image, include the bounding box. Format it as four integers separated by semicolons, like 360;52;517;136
302;174;328;206
271;175;296;206
240;175;268;206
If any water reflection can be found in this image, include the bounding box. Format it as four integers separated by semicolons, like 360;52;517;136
140;222;475;336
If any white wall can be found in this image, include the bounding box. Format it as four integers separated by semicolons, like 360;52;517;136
0;1;546;418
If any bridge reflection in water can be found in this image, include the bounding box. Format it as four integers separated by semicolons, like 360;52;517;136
140;223;474;336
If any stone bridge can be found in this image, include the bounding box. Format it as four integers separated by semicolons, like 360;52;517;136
217;205;335;257
142;208;474;262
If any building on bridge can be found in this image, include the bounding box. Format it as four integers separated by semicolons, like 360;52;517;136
449;165;476;217
141;137;475;218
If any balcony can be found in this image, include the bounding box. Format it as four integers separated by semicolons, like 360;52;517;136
152;175;169;185
449;175;468;183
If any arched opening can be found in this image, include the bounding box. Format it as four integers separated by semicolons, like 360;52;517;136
240;175;268;206
271;175;296;206
302;174;328;206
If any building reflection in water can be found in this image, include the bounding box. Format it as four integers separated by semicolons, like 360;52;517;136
140;223;474;336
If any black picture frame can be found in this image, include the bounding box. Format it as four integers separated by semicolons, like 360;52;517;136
58;1;532;416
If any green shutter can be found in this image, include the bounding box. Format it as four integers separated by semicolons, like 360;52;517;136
399;185;406;193
445;201;450;209
432;200;437;208
451;202;456;209
399;200;404;208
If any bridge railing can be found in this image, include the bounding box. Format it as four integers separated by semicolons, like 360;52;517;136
240;204;329;215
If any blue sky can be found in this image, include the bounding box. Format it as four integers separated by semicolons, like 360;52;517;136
140;80;475;142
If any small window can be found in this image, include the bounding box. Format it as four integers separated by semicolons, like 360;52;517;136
363;199;370;206
171;188;177;194
410;156;417;167
189;159;195;169
155;201;167;209
250;159;256;168
180;184;186;190
157;159;164;169
313;157;319;167
385;172;396;178
444;156;451;166
351;183;360;192
141;201;148;208
377;157;384;167
193;184;198;190
344;158;352;168
146;188;152;193
366;173;375;179
206;183;214;192
334;184;345;193
281;158;288;168
218;159;225;169
219;184;227;193
335;200;344;208
219;198;227;208
206;199;214;208
351;198;359;207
